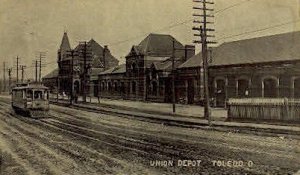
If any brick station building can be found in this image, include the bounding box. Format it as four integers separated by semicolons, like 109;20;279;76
209;31;300;107
44;31;300;107
43;32;119;96
98;33;195;102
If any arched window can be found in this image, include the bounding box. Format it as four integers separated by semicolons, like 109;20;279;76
132;81;136;93
114;82;118;92
101;82;105;91
108;82;112;92
263;78;278;98
152;81;158;96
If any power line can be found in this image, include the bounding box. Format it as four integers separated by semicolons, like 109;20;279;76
217;19;300;42
108;1;254;47
214;0;254;15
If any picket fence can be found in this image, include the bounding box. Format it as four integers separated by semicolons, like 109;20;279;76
227;98;300;122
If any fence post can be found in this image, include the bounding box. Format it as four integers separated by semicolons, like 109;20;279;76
284;97;289;121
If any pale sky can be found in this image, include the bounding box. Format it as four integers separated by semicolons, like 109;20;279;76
0;0;299;79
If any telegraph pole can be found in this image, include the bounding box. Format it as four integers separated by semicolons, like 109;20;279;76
171;39;196;113
35;60;38;82
68;50;75;105
8;68;12;89
3;62;6;92
103;45;107;70
98;46;107;103
82;41;87;102
16;56;20;83
193;0;216;126
39;54;42;82
37;52;46;82
20;65;26;82
171;39;176;113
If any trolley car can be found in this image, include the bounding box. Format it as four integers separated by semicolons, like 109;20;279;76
11;83;50;118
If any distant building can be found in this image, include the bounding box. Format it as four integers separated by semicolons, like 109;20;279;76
43;32;119;95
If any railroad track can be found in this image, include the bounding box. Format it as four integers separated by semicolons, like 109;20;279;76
0;102;158;174
48;100;300;139
0;100;255;174
0;98;298;174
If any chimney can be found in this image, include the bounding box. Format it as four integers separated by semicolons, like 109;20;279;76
184;45;195;61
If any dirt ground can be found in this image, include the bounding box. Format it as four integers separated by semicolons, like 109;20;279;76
0;98;299;175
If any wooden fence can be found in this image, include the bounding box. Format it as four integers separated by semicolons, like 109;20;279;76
227;98;300;122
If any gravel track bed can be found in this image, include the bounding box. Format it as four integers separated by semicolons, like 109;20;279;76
0;98;299;174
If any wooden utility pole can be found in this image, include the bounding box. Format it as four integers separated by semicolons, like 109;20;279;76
193;0;216;126
3;62;6;92
103;45;107;70
39;54;42;82
57;76;59;102
16;56;20;83
8;68;12;89
172;39;176;113
20;65;26;82
69;50;75;105
35;60;38;82
98;46;107;103
80;41;88;102
171;39;195;113
37;52;46;82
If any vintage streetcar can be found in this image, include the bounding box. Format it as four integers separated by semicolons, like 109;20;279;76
11;83;50;118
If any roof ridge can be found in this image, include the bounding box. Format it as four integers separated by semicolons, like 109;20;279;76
144;34;151;54
221;31;300;46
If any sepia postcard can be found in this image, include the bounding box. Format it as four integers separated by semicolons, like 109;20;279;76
0;0;300;174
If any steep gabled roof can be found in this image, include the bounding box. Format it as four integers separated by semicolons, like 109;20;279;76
211;31;300;66
127;33;185;57
74;39;119;68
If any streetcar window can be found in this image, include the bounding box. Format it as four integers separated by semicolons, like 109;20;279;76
34;91;43;99
27;90;33;99
44;91;49;100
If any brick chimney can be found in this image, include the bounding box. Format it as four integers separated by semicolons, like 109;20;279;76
184;45;195;61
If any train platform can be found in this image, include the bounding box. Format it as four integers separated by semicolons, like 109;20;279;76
48;95;300;137
53;95;227;120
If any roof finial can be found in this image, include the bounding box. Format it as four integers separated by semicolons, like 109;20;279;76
63;26;68;33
